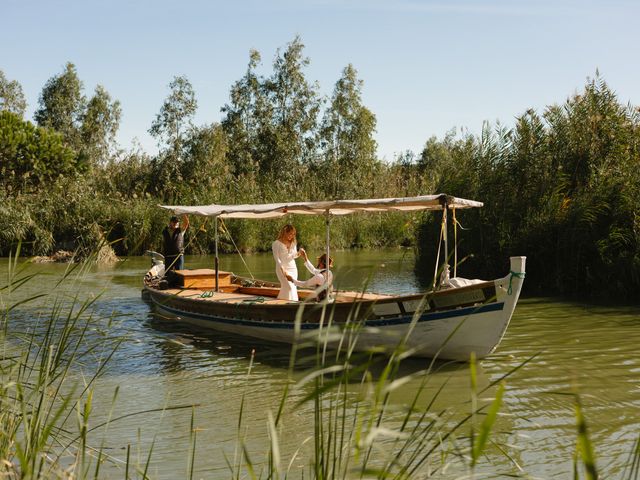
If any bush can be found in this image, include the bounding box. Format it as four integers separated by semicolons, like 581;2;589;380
0;111;83;192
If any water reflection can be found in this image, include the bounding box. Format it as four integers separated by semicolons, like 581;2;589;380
146;308;471;384
146;312;293;372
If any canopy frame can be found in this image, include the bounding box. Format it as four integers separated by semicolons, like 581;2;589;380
161;195;482;294
160;194;482;220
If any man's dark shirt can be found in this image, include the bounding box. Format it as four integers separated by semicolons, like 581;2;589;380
162;226;184;256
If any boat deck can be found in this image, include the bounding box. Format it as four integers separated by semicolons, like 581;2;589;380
158;286;393;305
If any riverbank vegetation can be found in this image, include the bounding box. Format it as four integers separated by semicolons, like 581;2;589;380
1;38;639;300
0;251;152;478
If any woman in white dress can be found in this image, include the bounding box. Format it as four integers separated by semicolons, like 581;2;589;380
272;224;302;301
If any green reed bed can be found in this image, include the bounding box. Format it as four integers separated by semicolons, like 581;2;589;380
225;294;640;479
0;247;193;479
221;295;521;479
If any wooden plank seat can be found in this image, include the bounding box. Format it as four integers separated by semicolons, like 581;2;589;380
333;291;394;302
238;286;318;300
162;288;293;304
167;283;396;304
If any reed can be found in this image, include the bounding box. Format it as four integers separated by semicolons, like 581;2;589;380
222;295;639;480
224;292;540;479
0;245;193;479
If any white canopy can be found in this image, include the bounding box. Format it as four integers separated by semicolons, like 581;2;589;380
160;194;482;219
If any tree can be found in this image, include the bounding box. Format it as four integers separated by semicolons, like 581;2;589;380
149;124;228;203
148;75;198;202
257;36;322;187
149;75;198;154
0;111;80;191
80;85;122;165
221;49;263;177
179;123;229;202
221;37;322;194
319;64;377;197
418;129;477;194
34;62;85;149
0;70;27;117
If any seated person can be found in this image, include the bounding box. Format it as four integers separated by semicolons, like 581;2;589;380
286;250;334;301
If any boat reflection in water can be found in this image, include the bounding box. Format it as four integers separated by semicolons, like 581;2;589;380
145;306;492;402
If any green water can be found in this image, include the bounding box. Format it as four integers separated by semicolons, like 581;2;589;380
2;250;639;478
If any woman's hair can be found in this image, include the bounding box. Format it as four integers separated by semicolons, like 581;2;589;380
277;224;296;242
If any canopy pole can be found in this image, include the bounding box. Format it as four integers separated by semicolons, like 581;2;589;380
214;216;219;292
325;210;330;300
453;207;457;277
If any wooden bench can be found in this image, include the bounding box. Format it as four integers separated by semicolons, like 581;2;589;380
174;269;232;289
238;286;326;300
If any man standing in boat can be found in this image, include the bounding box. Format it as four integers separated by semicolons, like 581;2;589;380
162;214;189;271
286;251;334;301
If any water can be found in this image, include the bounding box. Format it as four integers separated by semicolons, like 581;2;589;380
2;250;639;478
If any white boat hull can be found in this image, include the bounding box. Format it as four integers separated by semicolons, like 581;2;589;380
145;257;526;361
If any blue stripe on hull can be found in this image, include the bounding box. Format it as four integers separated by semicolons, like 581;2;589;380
150;296;505;330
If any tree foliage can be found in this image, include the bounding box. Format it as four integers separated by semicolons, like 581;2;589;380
33;62;121;166
149;75;197;152
415;75;640;301
0;111;80;191
151;123;229;203
34;62;86;149
147;75;199;202
222;36;322;191
319;64;377;198
221;49;263;177
258;35;321;184
81;85;122;164
0;69;27;117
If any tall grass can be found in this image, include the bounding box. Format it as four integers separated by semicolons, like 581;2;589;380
1;247;107;477
414;76;640;302
221;294;544;479
0;246;194;479
221;292;640;479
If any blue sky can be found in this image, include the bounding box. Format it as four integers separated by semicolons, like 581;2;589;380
2;0;639;160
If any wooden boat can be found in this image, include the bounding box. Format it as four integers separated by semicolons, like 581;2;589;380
142;195;526;361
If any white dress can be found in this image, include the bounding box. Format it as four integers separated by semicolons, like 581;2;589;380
272;240;299;301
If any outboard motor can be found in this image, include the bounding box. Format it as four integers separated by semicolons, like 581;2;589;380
144;251;166;284
146;250;165;267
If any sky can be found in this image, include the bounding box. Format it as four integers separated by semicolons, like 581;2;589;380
2;0;640;161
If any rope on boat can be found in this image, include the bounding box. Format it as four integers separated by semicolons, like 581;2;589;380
200;291;214;298
507;271;526;295
240;296;265;304
451;209;470;278
219;218;255;279
432;209;447;287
